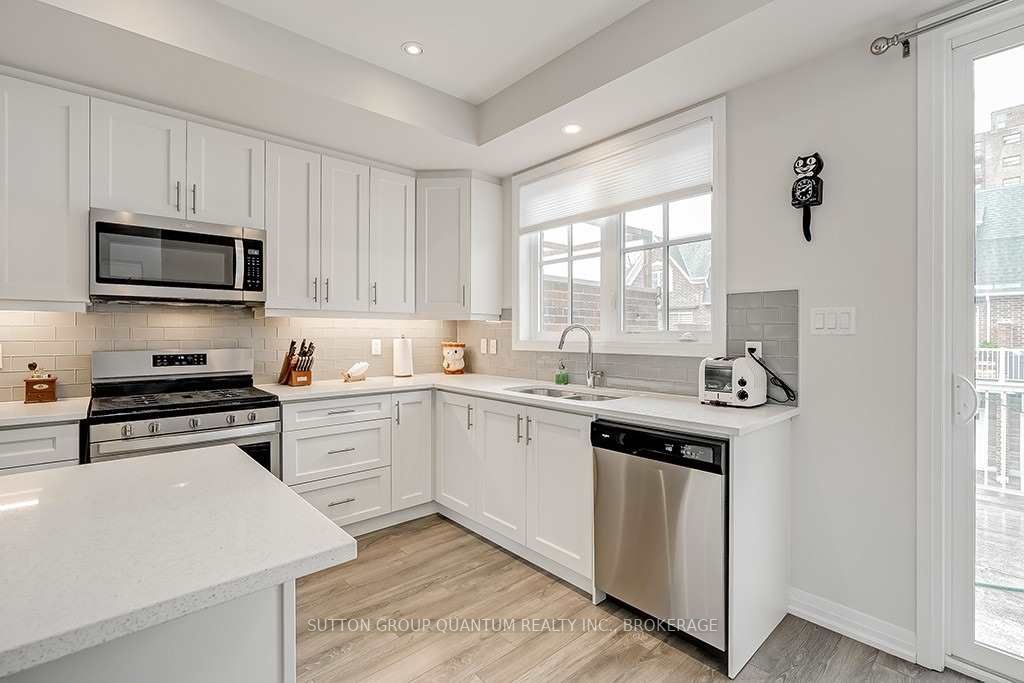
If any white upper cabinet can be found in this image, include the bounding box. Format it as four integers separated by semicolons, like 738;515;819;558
321;156;369;312
266;142;321;310
369;168;415;314
91;99;186;219
416;175;502;319
0;75;89;308
476;398;527;544
185;122;265;227
391;391;433;511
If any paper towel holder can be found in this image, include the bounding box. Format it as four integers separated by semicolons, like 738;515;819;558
393;335;414;377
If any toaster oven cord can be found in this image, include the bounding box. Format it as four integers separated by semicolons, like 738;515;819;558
746;348;797;403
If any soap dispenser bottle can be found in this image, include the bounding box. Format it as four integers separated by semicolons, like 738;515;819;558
554;360;570;385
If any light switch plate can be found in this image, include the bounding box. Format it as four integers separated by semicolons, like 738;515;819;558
479;339;488;354
810;307;856;335
371;339;382;355
489;339;498;354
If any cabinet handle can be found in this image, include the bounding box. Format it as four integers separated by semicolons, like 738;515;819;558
191;183;197;214
516;413;522;443
313;277;318;302
175;181;181;213
327;447;356;454
328;497;356;507
526;416;532;445
372;281;378;305
466;404;473;430
325;278;330;303
327;409;355;415
462;284;466;307
395;400;401;426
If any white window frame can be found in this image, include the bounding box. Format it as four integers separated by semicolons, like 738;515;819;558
510;98;726;358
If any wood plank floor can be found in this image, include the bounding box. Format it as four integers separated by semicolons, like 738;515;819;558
296;515;974;682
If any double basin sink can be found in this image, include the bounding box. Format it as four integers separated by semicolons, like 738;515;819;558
510;386;623;402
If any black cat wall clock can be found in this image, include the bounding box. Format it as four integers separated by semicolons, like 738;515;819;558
791;153;823;242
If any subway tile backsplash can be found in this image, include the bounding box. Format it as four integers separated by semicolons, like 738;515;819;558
0;305;456;402
460;289;799;402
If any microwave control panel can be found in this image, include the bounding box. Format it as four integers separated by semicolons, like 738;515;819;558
243;239;264;292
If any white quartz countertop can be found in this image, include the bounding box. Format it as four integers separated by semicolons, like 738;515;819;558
0;445;357;678
0;396;90;429
261;373;799;437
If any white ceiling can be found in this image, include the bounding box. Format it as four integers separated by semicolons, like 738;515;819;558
212;0;650;104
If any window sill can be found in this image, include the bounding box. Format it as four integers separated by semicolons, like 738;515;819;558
512;338;722;358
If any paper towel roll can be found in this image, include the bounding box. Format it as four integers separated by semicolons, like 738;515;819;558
393;336;414;377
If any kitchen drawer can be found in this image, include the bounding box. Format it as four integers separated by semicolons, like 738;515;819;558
283;419;391;485
0;424;78;471
283;394;391;431
294;467;391;527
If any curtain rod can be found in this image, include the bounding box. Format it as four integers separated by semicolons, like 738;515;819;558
870;0;1016;57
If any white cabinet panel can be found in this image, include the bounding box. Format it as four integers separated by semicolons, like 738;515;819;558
416;176;470;318
526;407;593;578
91;99;186;218
369;168;415;313
434;391;476;517
391;391;432;511
186;122;265;227
295;467;392;527
0;76;89;306
320;156;369;312
266;143;321;310
0;424;79;472
282;419;390;485
475;398;526;544
282;394;390;431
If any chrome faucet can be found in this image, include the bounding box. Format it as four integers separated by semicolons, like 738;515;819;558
557;324;604;388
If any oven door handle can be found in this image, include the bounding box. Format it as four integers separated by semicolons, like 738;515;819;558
234;239;245;291
92;422;279;458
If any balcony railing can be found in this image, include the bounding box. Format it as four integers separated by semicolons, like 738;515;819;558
977;347;1024;383
976;348;1024;497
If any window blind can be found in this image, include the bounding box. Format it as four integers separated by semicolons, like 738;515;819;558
518;118;713;232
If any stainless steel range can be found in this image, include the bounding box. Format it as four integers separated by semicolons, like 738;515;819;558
84;349;281;477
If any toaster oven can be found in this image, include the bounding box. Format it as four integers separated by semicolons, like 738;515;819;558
698;355;768;408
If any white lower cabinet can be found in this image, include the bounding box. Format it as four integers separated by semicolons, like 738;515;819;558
475;398;527;544
282;419;390;485
391;391;432;511
525;408;594;578
434;391;477;516
294;468;391;526
0;424;79;475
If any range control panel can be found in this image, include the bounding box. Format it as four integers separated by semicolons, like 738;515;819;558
153;353;208;367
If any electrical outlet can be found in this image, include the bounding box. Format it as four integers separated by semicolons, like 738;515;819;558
479;339;488;354
489;339;497;354
371;339;382;356
745;341;762;359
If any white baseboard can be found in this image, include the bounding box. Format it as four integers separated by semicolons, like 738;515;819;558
342;502;439;537
788;588;917;663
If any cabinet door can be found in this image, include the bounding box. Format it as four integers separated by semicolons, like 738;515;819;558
0;423;79;472
475;398;527;544
294;467;391;527
321;156;369;312
265;143;321;310
0;76;89;305
186;122;265;227
526;407;594;578
391;391;432;511
416;176;470;318
282;419;390;485
434;391;477;517
91;99;186;218
369;168;415;313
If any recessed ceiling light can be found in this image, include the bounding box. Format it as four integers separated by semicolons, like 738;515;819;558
402;42;424;56
562;123;583;135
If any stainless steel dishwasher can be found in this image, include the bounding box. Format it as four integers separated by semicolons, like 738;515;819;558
593;420;727;651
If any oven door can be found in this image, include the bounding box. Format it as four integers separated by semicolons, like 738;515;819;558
89;422;281;478
90;209;265;304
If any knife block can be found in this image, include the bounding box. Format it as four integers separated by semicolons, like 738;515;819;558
286;369;312;387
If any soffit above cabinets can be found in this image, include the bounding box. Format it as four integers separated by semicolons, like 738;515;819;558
18;0;952;177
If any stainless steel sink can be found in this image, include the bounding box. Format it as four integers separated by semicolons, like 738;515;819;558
509;386;624;402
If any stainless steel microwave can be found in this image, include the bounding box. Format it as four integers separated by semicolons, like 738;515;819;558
89;209;265;305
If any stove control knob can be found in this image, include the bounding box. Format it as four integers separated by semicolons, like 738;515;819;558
247;411;258;423
188;417;201;430
225;414;237;425
121;424;134;438
148;422;160;434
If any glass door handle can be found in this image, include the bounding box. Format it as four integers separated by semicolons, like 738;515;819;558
954;374;979;422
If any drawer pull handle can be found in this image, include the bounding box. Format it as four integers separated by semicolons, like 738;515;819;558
328;497;356;507
328;447;356;454
327;409;356;415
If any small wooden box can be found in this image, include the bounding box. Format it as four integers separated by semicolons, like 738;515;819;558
24;377;58;404
287;370;312;387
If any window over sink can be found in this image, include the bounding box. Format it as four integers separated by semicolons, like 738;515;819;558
512;99;726;356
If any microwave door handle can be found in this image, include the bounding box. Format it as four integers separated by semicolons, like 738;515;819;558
234;239;245;290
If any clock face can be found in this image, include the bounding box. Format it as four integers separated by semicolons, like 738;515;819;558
794;178;815;202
